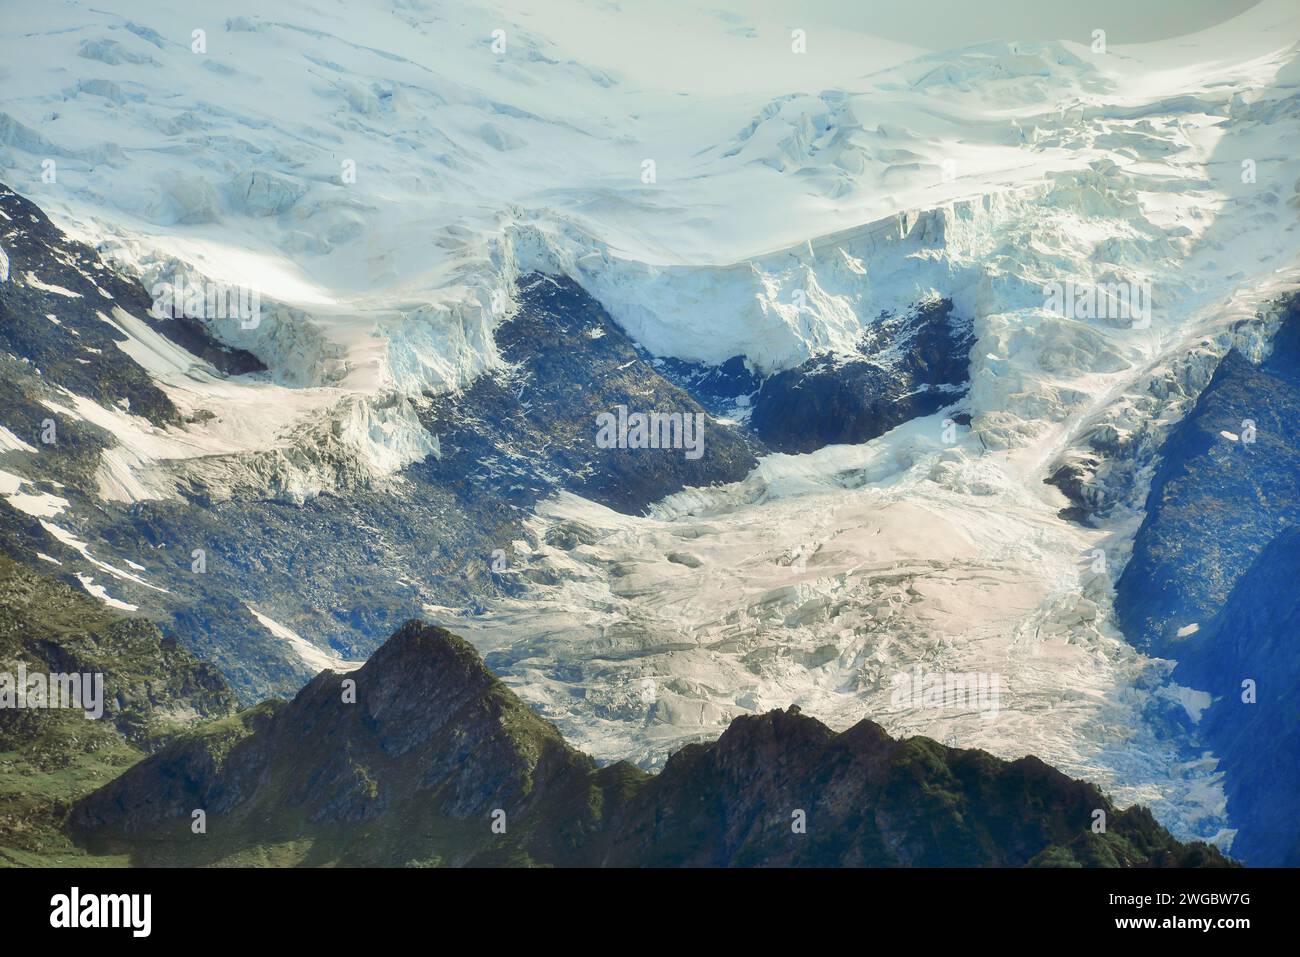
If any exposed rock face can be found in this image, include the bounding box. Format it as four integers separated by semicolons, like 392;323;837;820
1116;301;1300;655
653;354;762;419
1172;527;1300;867
0;183;264;404
1112;297;1300;865
750;298;972;453
417;273;762;515
1044;452;1105;524
70;620;1230;868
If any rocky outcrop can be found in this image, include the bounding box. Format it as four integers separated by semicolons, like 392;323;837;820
70;619;1231;868
1116;300;1300;654
417;273;761;515
750;298;972;453
1172;527;1300;866
653;354;762;419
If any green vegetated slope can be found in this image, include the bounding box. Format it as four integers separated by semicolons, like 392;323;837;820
63;616;1230;868
0;554;233;866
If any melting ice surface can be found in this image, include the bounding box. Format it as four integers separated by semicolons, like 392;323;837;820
448;411;1227;842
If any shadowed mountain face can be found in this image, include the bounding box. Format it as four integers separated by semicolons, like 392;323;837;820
750;298;972;454
1172;527;1300;867
70;620;1230;868
415;273;762;515
1111;299;1300;864
1116;301;1300;656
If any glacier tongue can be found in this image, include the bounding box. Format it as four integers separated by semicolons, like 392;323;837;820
449;411;1229;842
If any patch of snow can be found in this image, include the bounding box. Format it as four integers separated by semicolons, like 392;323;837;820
246;605;363;675
23;271;81;298
0;467;70;517
0;425;37;454
98;306;212;379
38;519;168;592
1171;685;1213;723
75;573;138;611
4;488;70;518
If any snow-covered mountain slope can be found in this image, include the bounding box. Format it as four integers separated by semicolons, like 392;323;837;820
0;0;1293;506
2;1;1292;393
0;206;765;697
2;0;1300;853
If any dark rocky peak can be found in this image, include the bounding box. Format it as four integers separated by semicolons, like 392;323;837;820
70;621;1231;869
608;703;1226;868
750;297;973;454
70;620;602;864
309;619;555;760
0;183;263;431
414;272;761;515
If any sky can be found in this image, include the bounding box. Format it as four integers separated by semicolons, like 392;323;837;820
740;0;1264;48
492;0;1271;97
